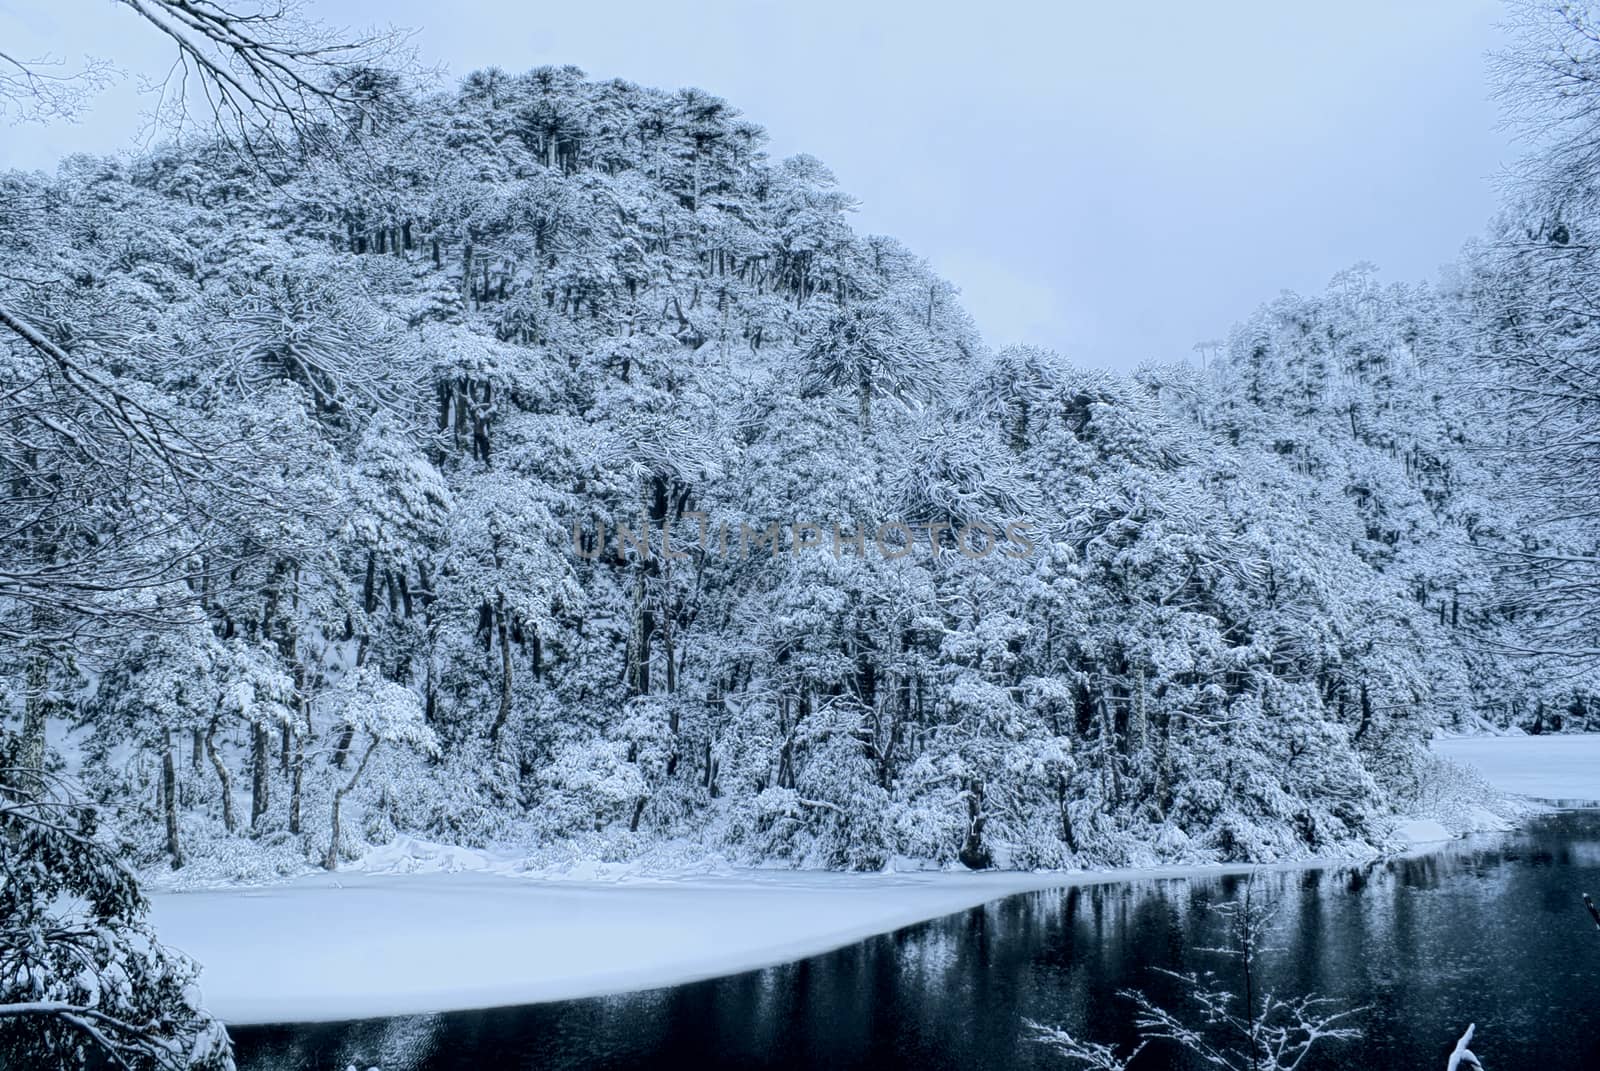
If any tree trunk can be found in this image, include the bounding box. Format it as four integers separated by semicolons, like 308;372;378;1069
161;730;183;869
959;780;991;869
325;738;379;870
250;722;270;827
18;640;49;787
205;721;236;834
1134;665;1148;754
1098;681;1122;808
1056;775;1078;854
1354;682;1373;743
424;645;437;724
334;620;368;767
289;737;304;835
289;659;309;834
489;597;513;747
332;722;356;768
627;566;655;696
1156;706;1174;816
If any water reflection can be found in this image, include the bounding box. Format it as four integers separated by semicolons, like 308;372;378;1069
236;811;1600;1070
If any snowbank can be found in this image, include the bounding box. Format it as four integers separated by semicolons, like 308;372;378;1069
144;737;1587;1027
152;860;1281;1025
1432;733;1600;802
1389;818;1453;846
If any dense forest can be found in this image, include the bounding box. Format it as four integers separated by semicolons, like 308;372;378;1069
3;47;1599;893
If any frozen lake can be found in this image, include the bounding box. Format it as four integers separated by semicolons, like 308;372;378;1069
231;809;1600;1070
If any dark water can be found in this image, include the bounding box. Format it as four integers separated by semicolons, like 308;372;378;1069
234;811;1600;1070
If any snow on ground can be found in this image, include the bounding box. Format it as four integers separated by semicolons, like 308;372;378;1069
1433;732;1600;802
144;739;1575;1027
152;859;1284;1026
1389;818;1454;845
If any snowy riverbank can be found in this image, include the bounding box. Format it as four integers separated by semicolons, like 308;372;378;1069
145;734;1585;1026
153;859;1307;1025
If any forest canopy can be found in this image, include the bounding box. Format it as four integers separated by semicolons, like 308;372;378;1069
0;56;1590;885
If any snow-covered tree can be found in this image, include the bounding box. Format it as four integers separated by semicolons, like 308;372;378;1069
0;770;233;1070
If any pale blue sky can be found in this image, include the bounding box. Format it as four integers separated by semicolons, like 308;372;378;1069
0;0;1517;370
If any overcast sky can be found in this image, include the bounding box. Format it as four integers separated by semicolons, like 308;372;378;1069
1;0;1518;371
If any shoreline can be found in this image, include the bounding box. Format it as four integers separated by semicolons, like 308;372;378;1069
149;733;1572;1026
156;847;1453;1027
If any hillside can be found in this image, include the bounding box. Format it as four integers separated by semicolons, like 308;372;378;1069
0;66;1566;881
